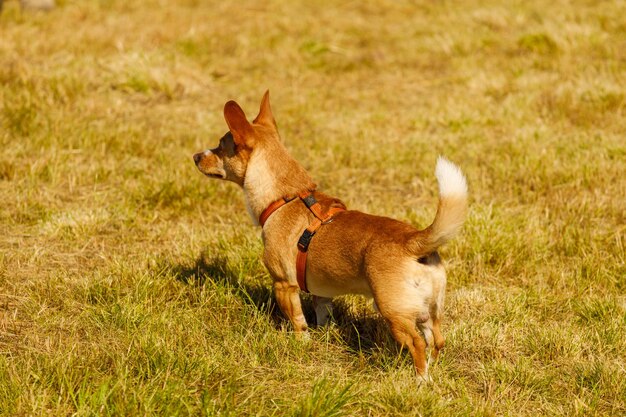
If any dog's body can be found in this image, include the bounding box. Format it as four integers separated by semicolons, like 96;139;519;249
194;92;468;381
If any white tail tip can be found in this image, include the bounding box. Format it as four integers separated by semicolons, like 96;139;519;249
435;156;467;197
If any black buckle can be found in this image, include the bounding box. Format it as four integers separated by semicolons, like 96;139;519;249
301;194;317;209
297;229;315;252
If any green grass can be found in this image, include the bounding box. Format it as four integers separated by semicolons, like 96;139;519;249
1;0;625;415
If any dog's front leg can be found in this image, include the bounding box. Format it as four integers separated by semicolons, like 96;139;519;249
273;280;309;336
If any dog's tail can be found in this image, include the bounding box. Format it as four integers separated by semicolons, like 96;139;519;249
412;157;468;256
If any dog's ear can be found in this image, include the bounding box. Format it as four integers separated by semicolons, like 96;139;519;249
253;90;276;128
224;101;254;146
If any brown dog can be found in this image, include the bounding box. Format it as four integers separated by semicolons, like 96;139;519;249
193;92;468;381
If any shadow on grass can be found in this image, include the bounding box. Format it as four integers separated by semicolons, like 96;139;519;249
165;252;284;328
166;252;394;357
330;301;396;355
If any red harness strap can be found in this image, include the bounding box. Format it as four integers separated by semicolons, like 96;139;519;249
258;191;346;293
259;197;295;227
294;191;345;292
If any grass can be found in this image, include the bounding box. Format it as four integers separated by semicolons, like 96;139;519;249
1;0;625;415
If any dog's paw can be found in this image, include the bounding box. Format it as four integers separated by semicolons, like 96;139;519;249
415;366;433;386
416;372;433;387
294;331;311;343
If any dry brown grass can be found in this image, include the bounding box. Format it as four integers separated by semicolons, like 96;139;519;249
1;0;625;415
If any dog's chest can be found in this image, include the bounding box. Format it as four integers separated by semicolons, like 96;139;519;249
243;151;276;226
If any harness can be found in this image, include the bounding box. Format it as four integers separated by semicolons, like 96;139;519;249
258;191;346;293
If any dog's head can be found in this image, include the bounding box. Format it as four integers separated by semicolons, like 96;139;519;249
193;91;278;186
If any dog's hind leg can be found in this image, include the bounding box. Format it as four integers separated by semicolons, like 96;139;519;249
417;319;438;366
428;274;446;361
418;319;434;348
368;259;435;382
313;296;333;326
385;315;430;382
429;314;445;361
273;280;309;336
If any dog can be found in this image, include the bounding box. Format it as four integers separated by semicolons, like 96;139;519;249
193;91;468;381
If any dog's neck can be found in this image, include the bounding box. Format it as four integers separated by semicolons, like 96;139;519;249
243;143;315;225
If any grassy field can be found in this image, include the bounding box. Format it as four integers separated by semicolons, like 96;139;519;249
1;0;625;415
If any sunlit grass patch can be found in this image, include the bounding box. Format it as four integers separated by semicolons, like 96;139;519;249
0;0;625;415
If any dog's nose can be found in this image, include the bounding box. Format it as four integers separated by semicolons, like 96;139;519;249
193;152;203;164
